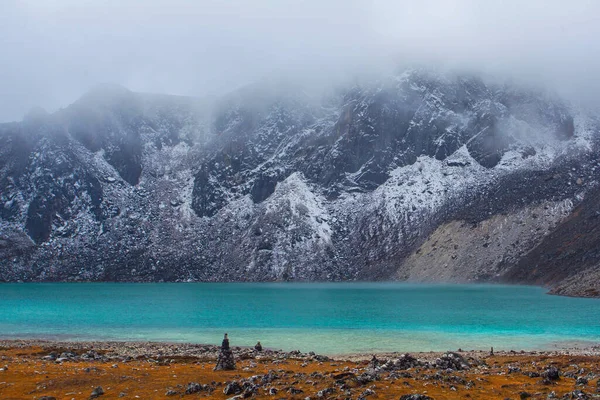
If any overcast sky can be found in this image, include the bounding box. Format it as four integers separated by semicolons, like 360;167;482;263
1;0;599;122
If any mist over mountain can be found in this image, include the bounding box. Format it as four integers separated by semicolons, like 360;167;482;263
1;66;599;297
3;0;600;122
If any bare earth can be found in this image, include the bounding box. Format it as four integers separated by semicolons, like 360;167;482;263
0;340;599;399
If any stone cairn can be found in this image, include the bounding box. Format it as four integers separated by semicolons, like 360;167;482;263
214;333;236;371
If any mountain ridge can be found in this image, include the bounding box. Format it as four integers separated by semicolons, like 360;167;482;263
1;68;599;297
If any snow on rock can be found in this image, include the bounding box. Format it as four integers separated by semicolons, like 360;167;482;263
1;67;600;290
266;172;332;244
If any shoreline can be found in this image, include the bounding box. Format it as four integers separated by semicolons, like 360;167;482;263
2;338;600;360
1;280;599;300
2;338;600;359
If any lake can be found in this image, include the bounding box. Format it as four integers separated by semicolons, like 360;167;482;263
0;283;598;354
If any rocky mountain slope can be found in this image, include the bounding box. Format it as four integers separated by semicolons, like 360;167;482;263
1;68;599;297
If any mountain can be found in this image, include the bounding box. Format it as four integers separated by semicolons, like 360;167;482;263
1;68;599;297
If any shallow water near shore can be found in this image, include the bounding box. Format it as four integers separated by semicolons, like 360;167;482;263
0;283;598;354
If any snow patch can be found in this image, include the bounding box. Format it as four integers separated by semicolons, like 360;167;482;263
267;172;332;244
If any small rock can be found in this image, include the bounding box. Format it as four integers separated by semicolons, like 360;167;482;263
565;389;590;399
434;352;469;370
357;371;378;385
90;386;104;398
381;354;421;371
317;387;336;397
543;366;560;381
185;382;203;395
520;392;532;399
577;377;589;386
223;382;242;396
358;388;376;399
399;395;433;400
165;389;178;396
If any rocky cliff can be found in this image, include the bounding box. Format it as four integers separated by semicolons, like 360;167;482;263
1;68;599;296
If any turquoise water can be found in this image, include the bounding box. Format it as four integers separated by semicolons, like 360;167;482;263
0;283;598;354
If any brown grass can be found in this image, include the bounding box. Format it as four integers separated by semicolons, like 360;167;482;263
0;347;598;399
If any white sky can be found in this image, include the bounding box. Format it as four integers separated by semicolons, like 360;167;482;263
1;0;599;121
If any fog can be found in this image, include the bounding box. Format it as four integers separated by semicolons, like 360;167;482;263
1;0;599;122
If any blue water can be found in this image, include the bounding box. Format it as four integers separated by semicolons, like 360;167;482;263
0;283;598;354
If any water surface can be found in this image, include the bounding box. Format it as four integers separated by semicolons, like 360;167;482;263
0;283;598;354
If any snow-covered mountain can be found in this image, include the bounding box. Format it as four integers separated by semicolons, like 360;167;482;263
1;68;599;297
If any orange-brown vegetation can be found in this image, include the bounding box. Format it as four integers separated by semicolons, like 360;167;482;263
0;346;599;399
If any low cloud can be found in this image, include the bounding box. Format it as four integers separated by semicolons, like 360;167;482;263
1;0;599;121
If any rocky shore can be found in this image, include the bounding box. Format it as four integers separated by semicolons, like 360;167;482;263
1;340;600;399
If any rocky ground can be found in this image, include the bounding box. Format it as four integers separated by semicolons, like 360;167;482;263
1;340;599;399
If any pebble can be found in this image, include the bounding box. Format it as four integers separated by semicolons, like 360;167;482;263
90;386;104;398
577;376;589;385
